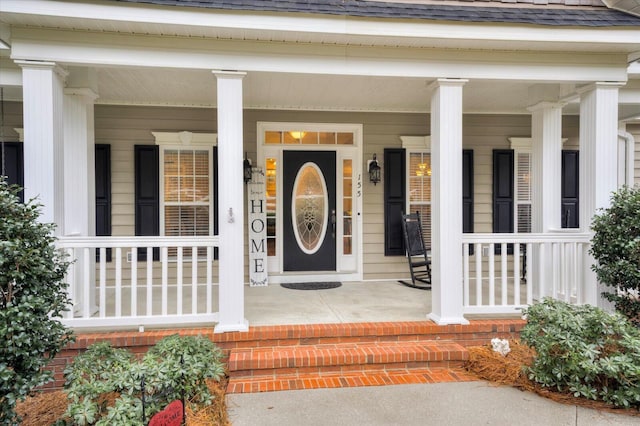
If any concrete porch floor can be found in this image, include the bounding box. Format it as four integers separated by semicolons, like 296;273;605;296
244;280;432;326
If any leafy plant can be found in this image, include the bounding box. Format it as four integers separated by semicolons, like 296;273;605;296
521;299;640;409
0;179;73;425
60;335;225;425
590;186;640;325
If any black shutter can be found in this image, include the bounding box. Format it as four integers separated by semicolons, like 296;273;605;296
463;150;474;254
0;142;24;202
135;145;160;261
384;148;406;256
561;150;579;229
95;144;112;261
493;149;514;254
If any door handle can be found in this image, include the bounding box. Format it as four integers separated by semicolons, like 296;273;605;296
331;209;336;239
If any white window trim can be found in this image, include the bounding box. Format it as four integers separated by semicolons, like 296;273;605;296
152;131;217;238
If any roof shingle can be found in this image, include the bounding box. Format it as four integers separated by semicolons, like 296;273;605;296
113;0;640;26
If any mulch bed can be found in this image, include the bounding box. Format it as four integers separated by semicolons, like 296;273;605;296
15;378;230;426
464;340;640;417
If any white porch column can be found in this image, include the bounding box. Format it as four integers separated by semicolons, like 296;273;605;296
213;71;249;333
16;60;67;233
578;82;623;307
529;102;563;298
63;87;98;236
63;79;98;316
428;78;469;325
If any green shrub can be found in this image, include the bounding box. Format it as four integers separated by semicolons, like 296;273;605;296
0;180;73;425
521;299;640;409
590;186;640;325
60;335;225;425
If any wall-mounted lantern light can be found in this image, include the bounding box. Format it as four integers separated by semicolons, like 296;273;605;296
368;153;381;185
243;152;252;184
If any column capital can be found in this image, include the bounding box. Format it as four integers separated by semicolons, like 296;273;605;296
527;101;566;112
64;87;99;102
576;81;626;95
428;78;468;91
212;70;246;79
15;60;68;78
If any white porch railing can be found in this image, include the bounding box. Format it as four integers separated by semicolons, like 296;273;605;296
462;232;591;315
56;236;220;329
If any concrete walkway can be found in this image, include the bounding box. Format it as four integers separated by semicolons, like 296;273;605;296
227;381;640;426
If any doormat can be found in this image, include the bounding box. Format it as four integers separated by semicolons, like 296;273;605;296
280;282;342;290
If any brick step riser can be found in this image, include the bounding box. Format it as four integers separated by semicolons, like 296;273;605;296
228;349;466;371
230;360;467;379
218;332;517;353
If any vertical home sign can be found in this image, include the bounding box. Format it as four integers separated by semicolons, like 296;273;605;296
247;168;268;286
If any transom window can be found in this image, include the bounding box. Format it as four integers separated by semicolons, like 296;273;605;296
265;131;354;145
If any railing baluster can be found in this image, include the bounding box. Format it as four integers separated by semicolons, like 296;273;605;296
526;243;533;305
115;248;122;317
162;247;168;316
131;248;138;317
500;243;507;306
65;248;75;319
206;246;213;314
146;247;152;316
513;243;520;306
538;243;545;300
191;246;198;314
177;247;183;315
489;243;495;306
83;248;91;318
99;248;106;318
475;243;482;306
463;243;469;306
552;243;559;300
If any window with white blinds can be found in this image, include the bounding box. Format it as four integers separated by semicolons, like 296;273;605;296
407;152;432;247
515;151;532;233
162;148;212;239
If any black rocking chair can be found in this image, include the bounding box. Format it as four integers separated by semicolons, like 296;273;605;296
398;211;432;290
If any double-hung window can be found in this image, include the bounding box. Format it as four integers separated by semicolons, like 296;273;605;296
510;138;532;234
153;132;216;256
402;137;431;248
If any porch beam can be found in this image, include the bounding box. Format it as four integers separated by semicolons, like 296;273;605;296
213;70;249;333
16;60;67;233
428;78;469;325
9;28;630;83
578;82;624;308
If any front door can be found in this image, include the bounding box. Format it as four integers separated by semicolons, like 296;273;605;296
283;151;336;271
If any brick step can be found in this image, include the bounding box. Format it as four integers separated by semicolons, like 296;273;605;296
214;320;524;353
228;340;468;378
227;367;477;394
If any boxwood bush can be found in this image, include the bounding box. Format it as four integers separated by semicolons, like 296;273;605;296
590;186;640;325
521;299;640;409
59;334;225;425
0;180;73;425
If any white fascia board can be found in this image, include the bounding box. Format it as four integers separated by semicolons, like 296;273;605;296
1;0;640;49
9;28;630;82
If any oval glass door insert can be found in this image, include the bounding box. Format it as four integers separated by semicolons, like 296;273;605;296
292;162;328;254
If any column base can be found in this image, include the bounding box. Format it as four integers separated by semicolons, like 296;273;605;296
214;319;249;333
427;312;469;325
